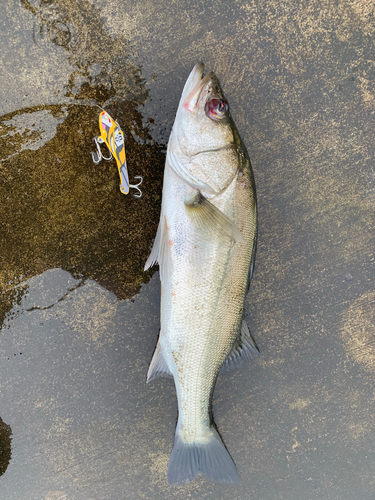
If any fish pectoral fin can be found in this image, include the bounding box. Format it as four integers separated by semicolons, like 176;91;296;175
221;317;259;373
144;214;173;283
184;192;245;243
147;341;173;383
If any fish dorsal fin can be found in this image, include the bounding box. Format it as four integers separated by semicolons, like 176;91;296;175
185;192;245;243
221;317;259;373
167;143;216;195
247;236;257;291
147;341;172;382
144;214;174;283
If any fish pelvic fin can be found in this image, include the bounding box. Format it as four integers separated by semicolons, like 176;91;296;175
144;214;173;283
147;341;172;382
185;192;245;244
167;427;239;486
221;317;259;373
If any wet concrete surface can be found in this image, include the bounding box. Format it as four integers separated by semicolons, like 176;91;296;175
0;0;374;499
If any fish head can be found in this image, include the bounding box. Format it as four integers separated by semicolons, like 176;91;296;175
172;62;235;159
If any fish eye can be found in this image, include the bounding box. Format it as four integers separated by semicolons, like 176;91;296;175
205;98;229;120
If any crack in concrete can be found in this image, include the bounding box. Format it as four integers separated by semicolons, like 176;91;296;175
25;278;86;312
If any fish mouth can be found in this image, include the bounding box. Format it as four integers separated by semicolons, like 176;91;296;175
181;62;215;112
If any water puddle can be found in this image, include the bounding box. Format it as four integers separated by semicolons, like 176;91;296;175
1;108;68;161
1;0;166;333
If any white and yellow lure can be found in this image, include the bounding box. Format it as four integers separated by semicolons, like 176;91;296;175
92;110;142;198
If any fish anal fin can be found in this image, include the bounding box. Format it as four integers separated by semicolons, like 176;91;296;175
147;341;172;383
185;192;245;243
221;317;259;373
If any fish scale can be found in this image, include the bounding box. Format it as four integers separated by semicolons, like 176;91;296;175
145;62;258;485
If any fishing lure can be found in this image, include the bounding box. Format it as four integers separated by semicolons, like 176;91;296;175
91;110;143;198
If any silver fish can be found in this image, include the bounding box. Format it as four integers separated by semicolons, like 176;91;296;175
145;62;258;485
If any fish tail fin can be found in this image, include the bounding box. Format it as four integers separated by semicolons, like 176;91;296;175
167;427;239;486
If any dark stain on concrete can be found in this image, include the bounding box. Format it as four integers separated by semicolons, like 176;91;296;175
0;418;12;477
0;102;164;305
0;0;166;330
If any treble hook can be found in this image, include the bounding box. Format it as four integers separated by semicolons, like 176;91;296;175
129;175;143;199
91;110;144;199
91;136;113;164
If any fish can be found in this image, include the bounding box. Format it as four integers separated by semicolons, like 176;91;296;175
144;62;258;485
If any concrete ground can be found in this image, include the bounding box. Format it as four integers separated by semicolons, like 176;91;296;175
0;1;374;499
